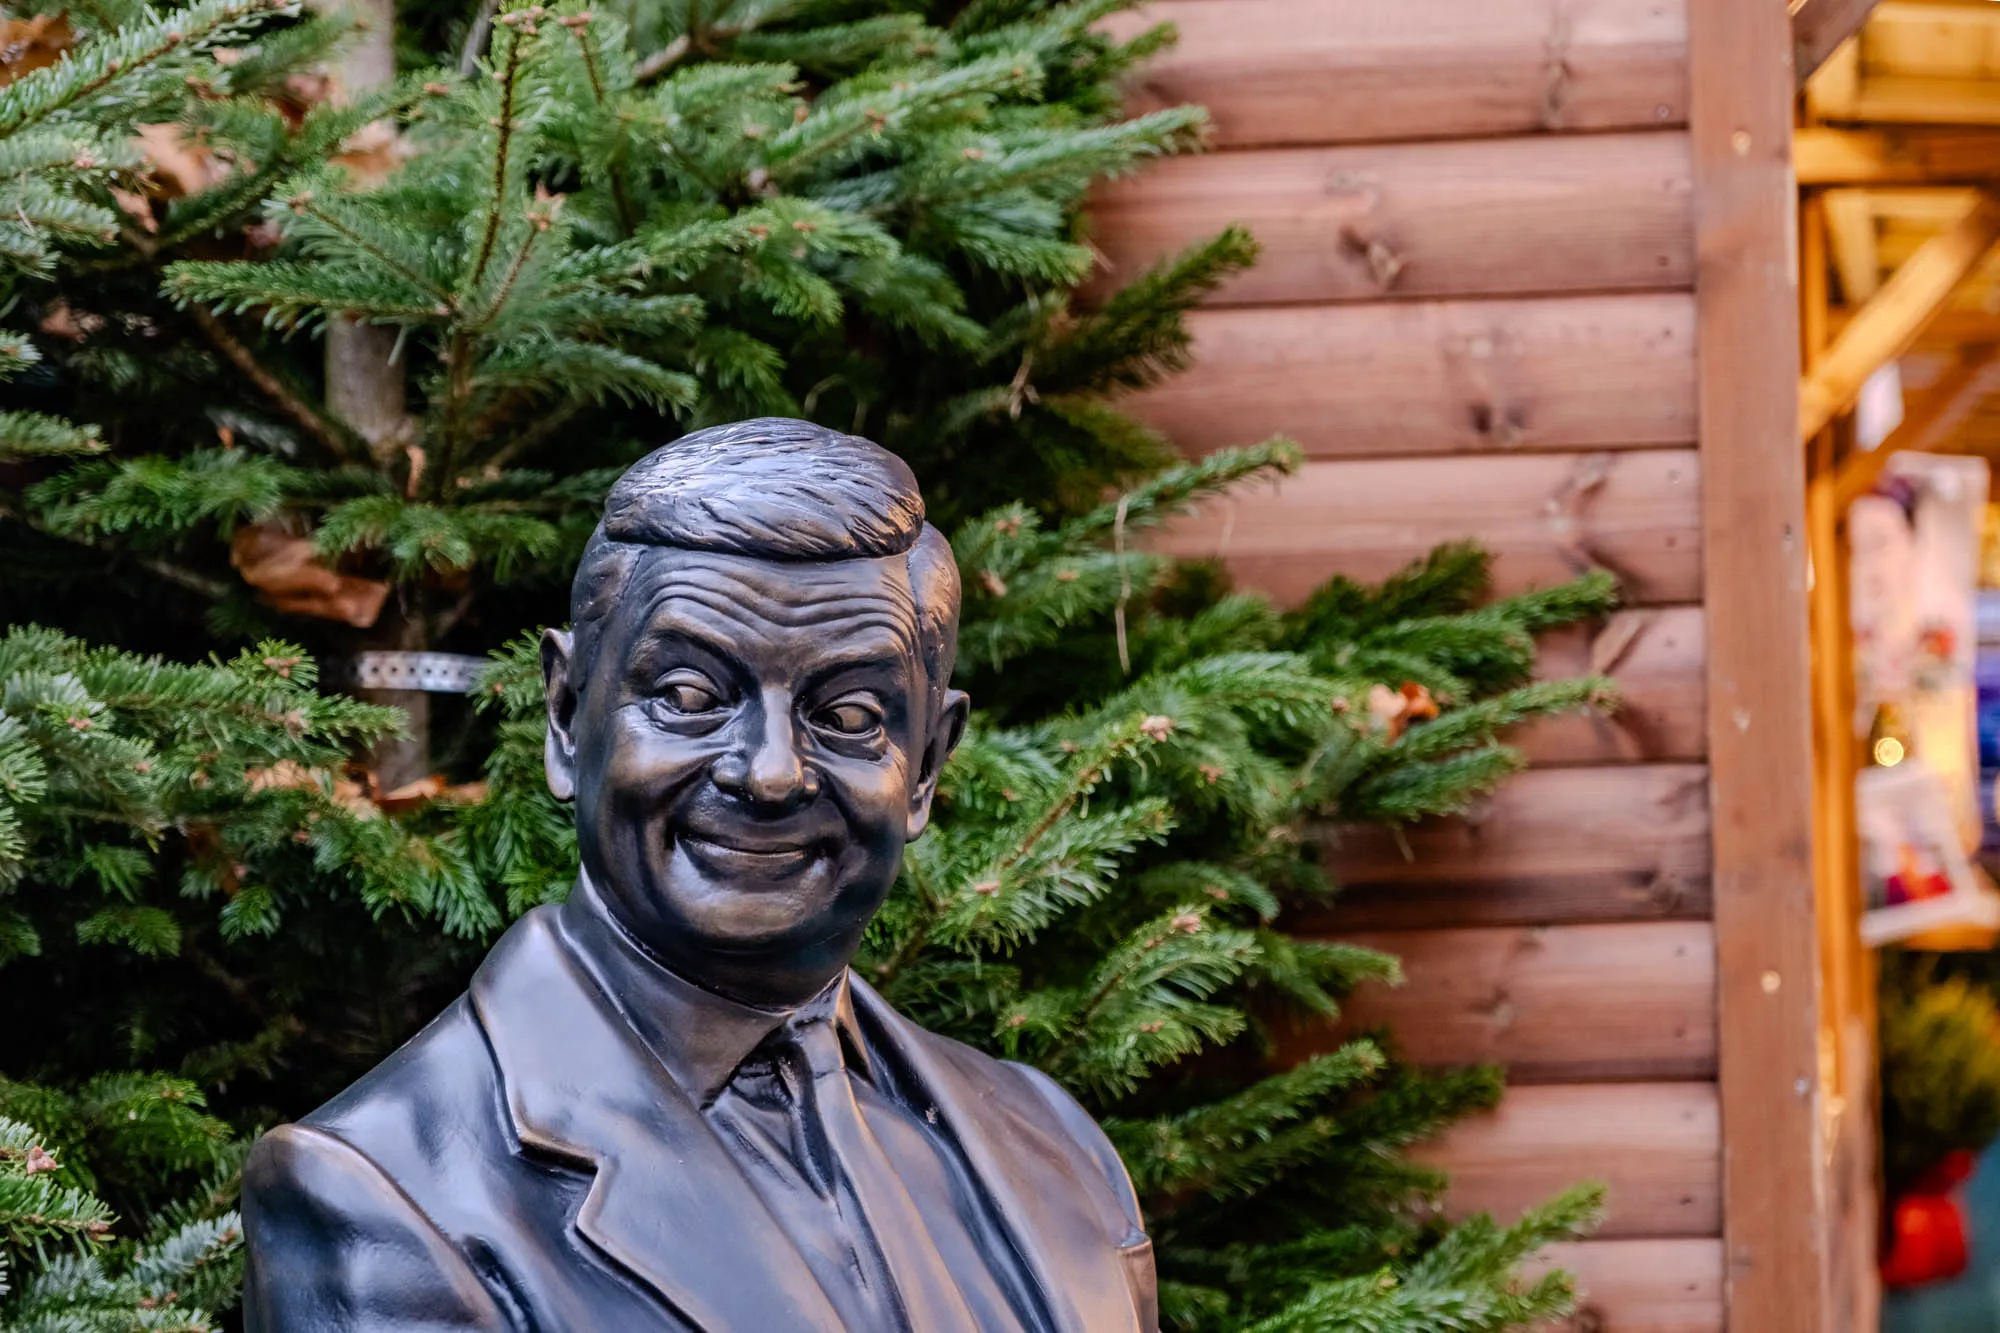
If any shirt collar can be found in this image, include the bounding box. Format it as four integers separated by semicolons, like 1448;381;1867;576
557;872;870;1107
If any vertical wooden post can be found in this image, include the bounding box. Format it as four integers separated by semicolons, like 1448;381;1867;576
1688;2;1839;1330
1804;179;1882;1333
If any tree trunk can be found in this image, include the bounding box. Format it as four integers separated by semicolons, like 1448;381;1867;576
319;0;406;466
319;0;428;787
357;603;432;793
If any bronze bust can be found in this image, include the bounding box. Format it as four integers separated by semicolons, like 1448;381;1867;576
240;419;1159;1331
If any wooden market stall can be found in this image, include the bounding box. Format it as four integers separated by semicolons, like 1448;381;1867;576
1088;2;1856;1330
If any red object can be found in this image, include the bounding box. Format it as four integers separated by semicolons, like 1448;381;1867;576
1931;1151;1980;1190
1881;1184;1971;1289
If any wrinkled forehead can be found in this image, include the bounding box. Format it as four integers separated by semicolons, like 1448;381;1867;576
602;546;923;678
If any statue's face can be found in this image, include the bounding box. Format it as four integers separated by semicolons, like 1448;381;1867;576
542;546;965;1004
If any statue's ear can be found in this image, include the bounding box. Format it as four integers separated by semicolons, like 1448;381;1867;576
906;688;969;841
541;628;579;802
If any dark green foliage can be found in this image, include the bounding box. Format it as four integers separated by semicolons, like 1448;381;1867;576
1880;953;2000;1197
8;0;1217;667
0;625;404;966
0;1076;245;1330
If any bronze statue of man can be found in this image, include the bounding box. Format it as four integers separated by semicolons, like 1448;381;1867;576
241;419;1159;1332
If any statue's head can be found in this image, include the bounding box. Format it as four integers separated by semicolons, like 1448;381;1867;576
541;418;969;1006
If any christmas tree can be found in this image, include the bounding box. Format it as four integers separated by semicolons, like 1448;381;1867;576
4;0;1217;732
0;0;1616;1326
0;0;1233;1105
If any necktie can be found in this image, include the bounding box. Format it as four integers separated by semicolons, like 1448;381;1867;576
774;1015;980;1332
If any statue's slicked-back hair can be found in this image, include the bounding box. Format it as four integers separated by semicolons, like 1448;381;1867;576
570;419;959;711
600;418;925;560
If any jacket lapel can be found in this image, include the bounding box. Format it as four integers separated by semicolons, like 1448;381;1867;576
470;909;843;1333
849;978;1143;1333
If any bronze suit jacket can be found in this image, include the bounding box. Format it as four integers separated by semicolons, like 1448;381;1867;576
240;904;1159;1332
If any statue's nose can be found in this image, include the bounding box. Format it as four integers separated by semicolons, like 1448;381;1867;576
711;688;819;808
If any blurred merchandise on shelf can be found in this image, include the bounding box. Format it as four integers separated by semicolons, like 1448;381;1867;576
1855;455;2000;946
1860;763;1982;943
1978;587;2000;857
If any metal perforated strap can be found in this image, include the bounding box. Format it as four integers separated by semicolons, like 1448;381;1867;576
348;651;489;693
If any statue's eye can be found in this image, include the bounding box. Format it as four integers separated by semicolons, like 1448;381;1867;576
657;673;724;714
814;695;882;737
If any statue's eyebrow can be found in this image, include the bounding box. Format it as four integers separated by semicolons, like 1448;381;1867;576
619;614;736;683
799;640;915;691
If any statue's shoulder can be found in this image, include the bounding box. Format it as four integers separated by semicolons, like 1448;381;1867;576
301;991;493;1151
298;907;568;1170
240;992;501;1297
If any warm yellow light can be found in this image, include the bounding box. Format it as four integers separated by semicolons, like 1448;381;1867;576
1875;737;1907;767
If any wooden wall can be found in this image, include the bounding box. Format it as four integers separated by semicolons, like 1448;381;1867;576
1094;2;1729;1329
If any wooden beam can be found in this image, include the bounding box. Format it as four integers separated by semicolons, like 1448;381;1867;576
1529;1240;1724;1333
1845;76;2000;126
1088;133;1695;308
1805;26;1863;119
1690;0;1833;1327
1412;1083;1721;1239
1804;172;1884;1329
1834;343;2000;507
1834;306;2000;347
1153;449;1705;607
1307;921;1719;1081
1518;607;1710;768
1095;0;1687;150
1866;187;1982;226
1797;126;2000;186
1315;762;1713;931
1825;190;1882;304
1799;192;2000;439
1128;295;1698;459
1804;194;1833;365
1793;0;1883;88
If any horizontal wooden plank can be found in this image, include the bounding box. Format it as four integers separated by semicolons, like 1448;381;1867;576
1122;296;1697;459
1090;133;1695;306
1317;765;1713;931
1795;125;2000;185
1844;75;2000;126
1293;921;1718;1080
1530;1239;1723;1332
1100;0;1688;149
1517;606;1707;766
1862;1;2000;81
1153;450;1702;607
1413;1082;1720;1238
1521;612;1708;764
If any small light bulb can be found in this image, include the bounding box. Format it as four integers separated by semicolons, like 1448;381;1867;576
1874;737;1906;767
